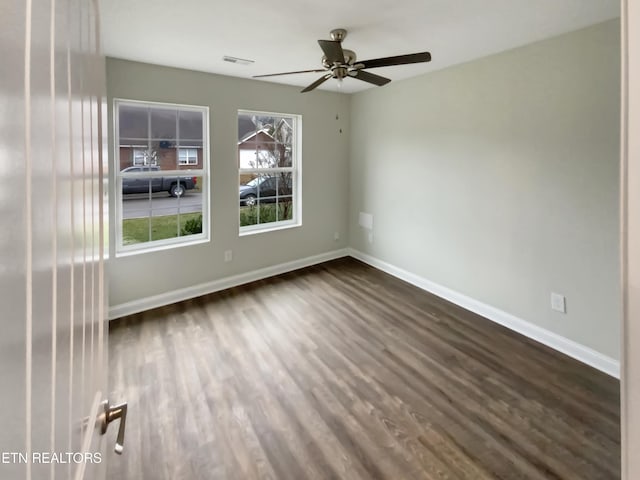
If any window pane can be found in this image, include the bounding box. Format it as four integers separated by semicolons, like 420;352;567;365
239;173;257;226
279;147;292;167
150;108;177;140
239;146;257;169
179;110;203;141
238;113;257;141
123;216;151;245
273;118;293;148
121;178;154;245
178;211;203;237
277;197;293;221
256;201;278;225
145;141;172;169
277;172;292;196
244;146;272;169
252;115;274;129
239;207;258;227
257;173;277;202
119;104;148;140
255;144;278;169
263;143;282;169
240;173;258;206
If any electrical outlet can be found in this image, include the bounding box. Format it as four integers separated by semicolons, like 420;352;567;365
551;293;566;313
224;250;233;262
334;231;340;241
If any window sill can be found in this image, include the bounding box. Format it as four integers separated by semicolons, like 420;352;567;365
115;235;209;258
239;221;301;237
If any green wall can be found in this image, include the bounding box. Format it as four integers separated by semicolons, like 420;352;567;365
349;20;621;359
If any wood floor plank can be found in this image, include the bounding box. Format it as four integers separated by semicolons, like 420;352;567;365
107;258;620;480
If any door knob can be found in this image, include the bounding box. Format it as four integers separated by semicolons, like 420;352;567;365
100;400;127;454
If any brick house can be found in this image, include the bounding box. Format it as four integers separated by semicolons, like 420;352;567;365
118;143;204;171
238;115;293;185
238;129;286;184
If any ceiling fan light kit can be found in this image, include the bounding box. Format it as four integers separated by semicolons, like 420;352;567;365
253;28;432;92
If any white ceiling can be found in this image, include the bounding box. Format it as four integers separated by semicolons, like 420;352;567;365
99;0;619;94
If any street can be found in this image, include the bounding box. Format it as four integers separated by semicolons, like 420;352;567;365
123;192;203;219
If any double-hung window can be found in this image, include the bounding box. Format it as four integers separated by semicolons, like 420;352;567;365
178;148;198;166
238;110;301;233
114;99;209;254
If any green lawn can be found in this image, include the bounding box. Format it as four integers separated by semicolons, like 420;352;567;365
123;202;293;245
123;212;202;245
240;203;292;227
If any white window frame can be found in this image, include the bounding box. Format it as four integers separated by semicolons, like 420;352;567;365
178;147;199;166
238;109;302;235
114;98;210;256
132;148;147;166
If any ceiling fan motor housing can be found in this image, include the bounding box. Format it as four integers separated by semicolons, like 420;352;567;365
322;49;357;69
332;66;348;79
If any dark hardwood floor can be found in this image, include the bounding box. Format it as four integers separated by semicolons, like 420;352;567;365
107;258;620;480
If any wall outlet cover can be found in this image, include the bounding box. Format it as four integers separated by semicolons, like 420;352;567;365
551;292;566;313
359;212;373;230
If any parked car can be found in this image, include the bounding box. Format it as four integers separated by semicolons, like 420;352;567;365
122;166;197;197
239;175;292;206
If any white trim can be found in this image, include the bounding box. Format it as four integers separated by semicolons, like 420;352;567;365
348;248;620;378
108;248;349;320
115;235;209;257
108;245;620;378
238;221;301;236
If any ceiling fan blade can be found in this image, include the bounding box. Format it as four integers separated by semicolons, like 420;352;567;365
318;39;345;64
301;74;333;93
253;69;327;78
351;70;391;87
358;52;431;69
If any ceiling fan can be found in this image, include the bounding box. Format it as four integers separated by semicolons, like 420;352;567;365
253;28;432;93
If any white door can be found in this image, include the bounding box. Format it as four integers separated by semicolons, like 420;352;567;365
0;0;119;479
622;1;640;479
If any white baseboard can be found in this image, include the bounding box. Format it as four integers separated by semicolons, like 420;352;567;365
108;248;349;320
348;248;620;378
109;245;619;378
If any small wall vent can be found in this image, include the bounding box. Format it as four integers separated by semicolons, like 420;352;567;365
223;56;254;65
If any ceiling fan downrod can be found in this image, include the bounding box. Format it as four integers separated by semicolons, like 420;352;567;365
329;28;347;42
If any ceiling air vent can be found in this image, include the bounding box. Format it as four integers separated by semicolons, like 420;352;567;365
223;56;254;66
